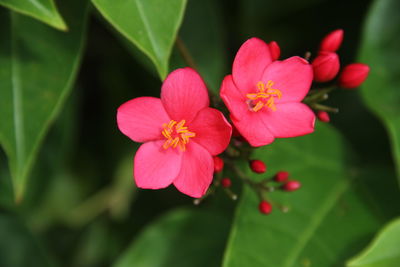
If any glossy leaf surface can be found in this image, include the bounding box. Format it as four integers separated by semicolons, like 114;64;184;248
0;0;66;30
359;0;400;183
347;217;400;267
92;0;187;79
0;0;89;200
223;124;392;267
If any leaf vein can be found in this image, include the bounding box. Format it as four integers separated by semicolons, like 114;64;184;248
134;0;161;62
282;178;350;267
11;13;25;180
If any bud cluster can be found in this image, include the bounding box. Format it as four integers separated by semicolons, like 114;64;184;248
191;29;369;217
304;29;370;123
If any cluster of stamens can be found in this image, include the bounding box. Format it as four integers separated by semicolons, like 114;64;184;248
246;81;282;112
161;120;195;152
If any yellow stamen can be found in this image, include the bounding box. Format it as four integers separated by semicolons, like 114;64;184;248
161;119;196;151
246;80;282;112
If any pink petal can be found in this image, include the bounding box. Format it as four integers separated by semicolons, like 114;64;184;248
173;142;214;198
232;38;272;94
117;97;170;142
134;141;183;189
220;75;249;121
161;68;209;123
262;103;315;138
261;56;313;103
231;113;275;147
190;107;232;156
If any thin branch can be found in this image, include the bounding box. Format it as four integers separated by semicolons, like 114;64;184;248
176;36;198;70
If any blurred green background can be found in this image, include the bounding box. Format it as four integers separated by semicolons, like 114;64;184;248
0;0;399;266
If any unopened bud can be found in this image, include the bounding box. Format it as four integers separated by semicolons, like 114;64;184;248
269;41;281;61
274;171;289;183
221;178;232;188
317;111;330;122
213;156;224;173
282;180;301;192
338;63;370;89
250;160;267;174
258;200;272;215
319;29;344;52
312;52;340;82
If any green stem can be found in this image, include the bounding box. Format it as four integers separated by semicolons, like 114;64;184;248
176;36;198;71
304;86;336;103
227;162;265;199
310;103;339;113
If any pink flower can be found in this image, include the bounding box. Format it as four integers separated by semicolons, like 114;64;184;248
220;38;315;147
117;68;232;198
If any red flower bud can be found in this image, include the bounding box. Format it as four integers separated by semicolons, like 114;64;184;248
269;41;281;61
221;178;232;188
319;29;344;52
338;63;370;89
317;111;330;123
282;180;301;192
258;200;272;215
213;156;224;173
250;160;266;174
274;171;289;182
312;52;340;82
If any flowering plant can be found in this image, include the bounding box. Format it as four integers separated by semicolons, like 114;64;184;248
0;1;398;266
117;31;371;213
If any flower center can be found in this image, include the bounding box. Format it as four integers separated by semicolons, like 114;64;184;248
161;120;195;152
246;81;282;112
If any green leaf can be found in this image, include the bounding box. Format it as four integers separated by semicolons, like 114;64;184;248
359;0;400;184
0;213;52;267
222;124;394;267
0;0;66;30
92;0;187;80
113;208;231;267
347;217;400;267
0;0;90;201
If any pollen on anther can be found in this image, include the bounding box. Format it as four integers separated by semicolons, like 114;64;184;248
161;119;195;151
246;80;282;112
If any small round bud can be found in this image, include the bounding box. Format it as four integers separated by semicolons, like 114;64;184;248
312;52;340;82
250;160;267;174
282;180;301;192
258;200;272;215
319;29;344;52
338;63;370;89
317;111;330;123
269;41;281;61
213;156;224;173
274;171;289;183
221;178;232;188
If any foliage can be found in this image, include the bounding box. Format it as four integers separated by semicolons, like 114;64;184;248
0;0;399;266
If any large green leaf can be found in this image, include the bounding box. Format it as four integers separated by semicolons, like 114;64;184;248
0;213;52;267
0;0;66;30
359;0;400;183
347;217;400;267
0;0;89;201
222;124;396;267
113;208;231;267
92;0;187;80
